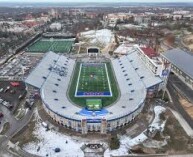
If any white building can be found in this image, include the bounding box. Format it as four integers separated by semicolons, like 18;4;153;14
173;14;183;20
134;15;151;24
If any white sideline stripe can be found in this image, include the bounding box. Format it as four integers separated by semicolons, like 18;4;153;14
75;63;82;97
105;63;112;96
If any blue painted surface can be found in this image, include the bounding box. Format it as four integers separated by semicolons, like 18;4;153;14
76;91;111;96
79;108;108;117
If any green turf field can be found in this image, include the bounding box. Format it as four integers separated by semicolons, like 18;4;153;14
26;38;74;53
86;99;102;110
75;63;112;97
68;62;119;107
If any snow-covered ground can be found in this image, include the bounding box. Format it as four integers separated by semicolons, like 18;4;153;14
80;29;114;46
104;106;166;157
23;113;84;157
114;43;135;55
23;122;84;157
23;106;166;157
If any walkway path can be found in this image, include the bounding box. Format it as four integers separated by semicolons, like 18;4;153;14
170;109;193;137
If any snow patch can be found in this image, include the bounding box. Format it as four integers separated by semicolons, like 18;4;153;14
104;106;166;157
80;29;114;46
23;121;84;157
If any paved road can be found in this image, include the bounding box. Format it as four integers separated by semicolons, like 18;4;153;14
0;104;33;138
167;82;193;130
169;74;193;103
0;104;36;157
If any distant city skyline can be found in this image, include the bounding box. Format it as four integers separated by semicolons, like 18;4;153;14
0;0;193;3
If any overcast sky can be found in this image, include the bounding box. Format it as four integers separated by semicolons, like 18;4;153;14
0;0;192;2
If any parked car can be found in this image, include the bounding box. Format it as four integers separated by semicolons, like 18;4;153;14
4;86;10;93
2;101;13;110
0;112;4;118
0;98;3;104
0;88;3;92
42;122;48;128
10;89;16;94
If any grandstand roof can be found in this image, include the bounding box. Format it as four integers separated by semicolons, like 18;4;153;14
126;51;162;88
163;48;193;79
25;51;60;88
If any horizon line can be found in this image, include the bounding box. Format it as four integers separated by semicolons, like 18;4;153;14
0;1;193;3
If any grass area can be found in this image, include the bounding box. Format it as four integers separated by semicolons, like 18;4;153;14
26;38;74;53
79;46;87;54
68;62;119;107
15;109;26;120
156;90;170;102
11;116;38;147
86;99;102;110
0;122;10;135
13;99;26;120
109;134;120;150
161;113;193;153
129;110;193;155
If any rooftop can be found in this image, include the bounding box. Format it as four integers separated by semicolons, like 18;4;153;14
140;47;158;58
25;49;162;121
162;48;193;79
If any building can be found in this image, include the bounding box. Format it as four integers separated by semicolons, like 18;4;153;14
161;48;193;90
114;44;171;84
104;13;131;28
105;13;130;22
114;44;171;94
173;14;183;21
25;49;164;134
134;15;151;24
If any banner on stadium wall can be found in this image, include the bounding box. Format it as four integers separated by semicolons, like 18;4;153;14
81;119;87;127
86;119;101;123
162;61;171;77
162;69;169;77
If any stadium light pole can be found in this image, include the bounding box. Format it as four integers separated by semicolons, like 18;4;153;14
21;65;28;90
162;80;167;100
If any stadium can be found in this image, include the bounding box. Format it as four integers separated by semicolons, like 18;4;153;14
25;44;165;134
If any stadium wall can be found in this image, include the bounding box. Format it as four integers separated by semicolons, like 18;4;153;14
41;98;145;134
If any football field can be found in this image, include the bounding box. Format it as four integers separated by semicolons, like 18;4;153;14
75;63;112;97
26;38;74;53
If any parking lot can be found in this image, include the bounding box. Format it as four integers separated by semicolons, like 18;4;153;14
0;81;26;111
0;52;43;80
